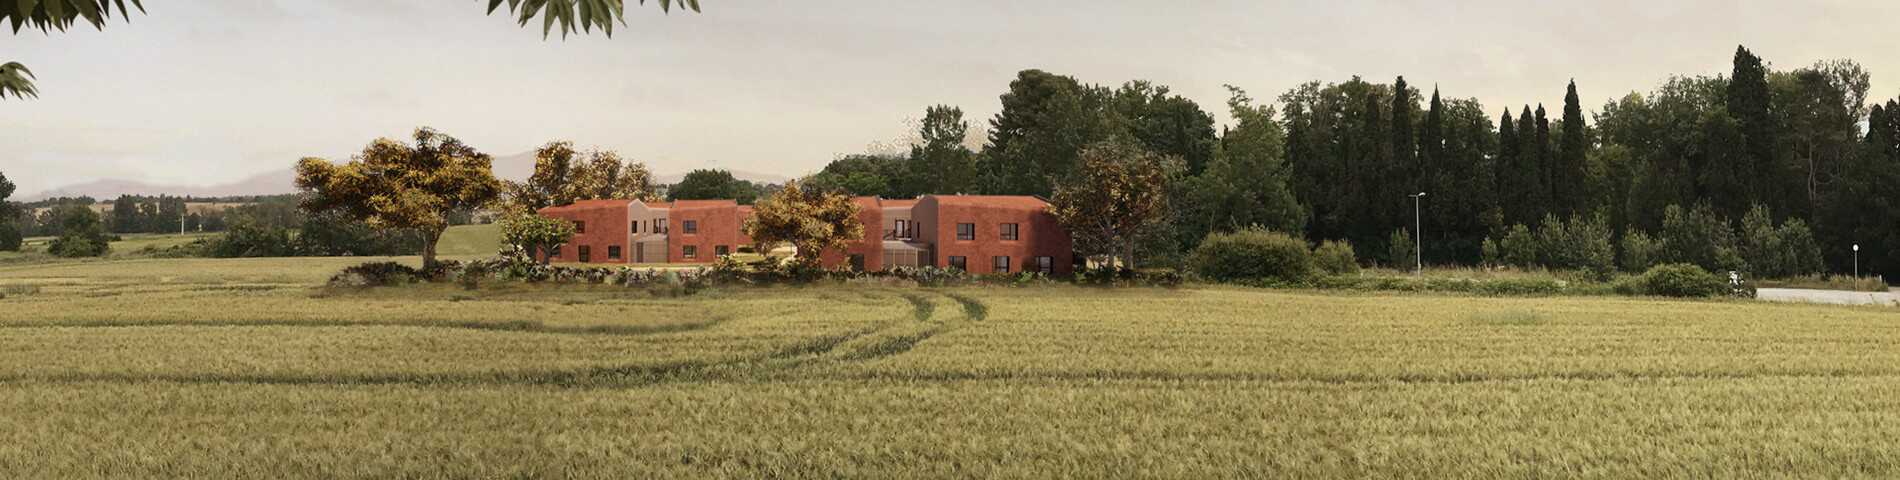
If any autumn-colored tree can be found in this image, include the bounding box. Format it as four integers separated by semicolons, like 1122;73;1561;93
743;179;863;264
503;214;579;265
295;127;503;270
1050;140;1169;270
506;141;658;211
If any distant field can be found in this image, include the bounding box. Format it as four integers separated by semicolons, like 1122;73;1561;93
436;223;501;256
3;256;1900;477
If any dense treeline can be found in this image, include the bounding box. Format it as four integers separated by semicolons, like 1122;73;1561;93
816;46;1896;281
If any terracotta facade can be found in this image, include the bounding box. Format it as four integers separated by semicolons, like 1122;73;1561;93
537;195;1073;275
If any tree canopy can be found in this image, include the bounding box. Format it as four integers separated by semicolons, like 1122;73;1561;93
742;179;863;263
295;127;503;269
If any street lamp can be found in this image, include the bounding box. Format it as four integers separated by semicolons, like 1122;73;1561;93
1853;244;1860;281
1408;192;1427;277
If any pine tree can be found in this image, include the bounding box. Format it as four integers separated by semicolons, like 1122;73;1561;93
1534;104;1552;218
1726;45;1788;218
1392;76;1417;192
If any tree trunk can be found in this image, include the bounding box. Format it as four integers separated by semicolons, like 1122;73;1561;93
422;227;442;270
1121;239;1135;271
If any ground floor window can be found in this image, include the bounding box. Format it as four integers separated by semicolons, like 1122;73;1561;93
550;246;562;259
683;245;698;259
578;245;592;263
715;245;729;257
993;256;1010;273
1037;256;1053;274
608;246;622;260
948;256;967;271
849;254;865;271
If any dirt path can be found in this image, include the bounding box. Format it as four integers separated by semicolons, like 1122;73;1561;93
1757;287;1900;307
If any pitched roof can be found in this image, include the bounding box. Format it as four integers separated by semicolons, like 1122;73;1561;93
880;199;919;208
540;199;631;212
643;201;672;209
926;195;1050;209
669;199;739;210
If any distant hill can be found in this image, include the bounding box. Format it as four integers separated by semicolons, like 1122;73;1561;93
22;151;793;201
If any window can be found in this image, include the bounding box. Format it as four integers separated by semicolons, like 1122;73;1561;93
957;223;975;240
683;220;698;234
608;246;622;260
1000;223;1019;241
849;254;865;271
631;221;639;233
1037;256;1053;274
574;221;586;234
578;245;591;263
715;245;730;257
550;246;562;259
683;245;698;259
895;220;909;239
948;256;967;270
992;256;1010;273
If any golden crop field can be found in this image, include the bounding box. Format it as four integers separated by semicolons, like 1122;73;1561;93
3;257;1900;477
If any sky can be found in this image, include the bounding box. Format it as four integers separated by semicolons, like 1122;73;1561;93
3;0;1897;199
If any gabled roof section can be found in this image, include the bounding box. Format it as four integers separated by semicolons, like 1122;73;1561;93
540;199;633;212
924;195;1051;209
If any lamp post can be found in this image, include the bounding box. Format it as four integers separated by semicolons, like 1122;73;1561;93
1853;244;1860;281
1409;192;1427;277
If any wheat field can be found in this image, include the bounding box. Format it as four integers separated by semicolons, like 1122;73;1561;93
2;257;1899;477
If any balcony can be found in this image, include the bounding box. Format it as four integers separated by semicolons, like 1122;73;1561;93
883;229;916;241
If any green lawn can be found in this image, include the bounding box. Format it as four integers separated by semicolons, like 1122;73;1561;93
3;257;1900;477
436;223;501;256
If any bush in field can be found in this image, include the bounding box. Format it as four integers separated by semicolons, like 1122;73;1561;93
1479;237;1501;269
46;205;111;258
1620;229;1662;273
1659;204;1744;274
1738;205;1823;279
328;261;422;287
204;217;293;258
1499;224;1536;269
1386;229;1416;271
1312;240;1358;275
1638;263;1729;298
1191;227;1314;284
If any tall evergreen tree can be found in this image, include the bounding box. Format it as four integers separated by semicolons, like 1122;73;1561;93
1391;76;1418;192
1557;81;1588;218
1726;45;1790;218
1534;104;1553;216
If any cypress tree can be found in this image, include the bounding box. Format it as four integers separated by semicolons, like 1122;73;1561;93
1498;111;1519;225
1726;45;1785;217
1558;80;1587;219
1392;76;1417;192
1421;88;1445;194
1534;105;1552;218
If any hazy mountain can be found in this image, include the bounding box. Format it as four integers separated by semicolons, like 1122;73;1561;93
21;151;793;201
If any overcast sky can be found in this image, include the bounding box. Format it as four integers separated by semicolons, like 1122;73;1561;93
4;0;1897;197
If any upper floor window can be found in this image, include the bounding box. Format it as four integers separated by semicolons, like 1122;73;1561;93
631;220;639;234
957;223;975;241
574;221;586;234
1000;223;1019;241
895;220;909;239
683;220;698;234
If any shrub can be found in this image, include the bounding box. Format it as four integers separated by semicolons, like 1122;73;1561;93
1738;205;1824;279
1499;224;1536;269
1387;229;1416;271
1132;268;1184;288
1479;237;1500;269
1620;230;1661;273
46;205;110;258
1638;263;1729;298
1659;204;1743;274
204;217;293;258
1474;277;1564;296
327;261;422;287
1312;240;1359;275
1190;228;1315;284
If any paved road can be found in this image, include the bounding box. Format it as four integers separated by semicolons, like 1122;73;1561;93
1757;287;1900;307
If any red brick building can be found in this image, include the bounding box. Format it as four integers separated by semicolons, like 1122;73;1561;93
538;195;1073;275
537;199;752;265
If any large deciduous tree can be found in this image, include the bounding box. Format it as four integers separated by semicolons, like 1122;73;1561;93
46;204;109;257
668;169;759;204
295;127;503;270
1050;140;1169;270
980;69;1115;196
742;179;864;264
507;141;657;211
503;214;579;265
0;170;20;251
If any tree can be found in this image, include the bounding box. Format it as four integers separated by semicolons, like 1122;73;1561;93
742;179;864;263
0;170;19;251
906;105;977;195
507;141;657;212
45;205;110;258
502;214;578;264
295;127;504;270
1050;140;1169;270
1111;80;1217;176
4;0;691;100
1557;80;1589;219
1180;86;1305;241
668;169;758;204
980;69;1115;196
